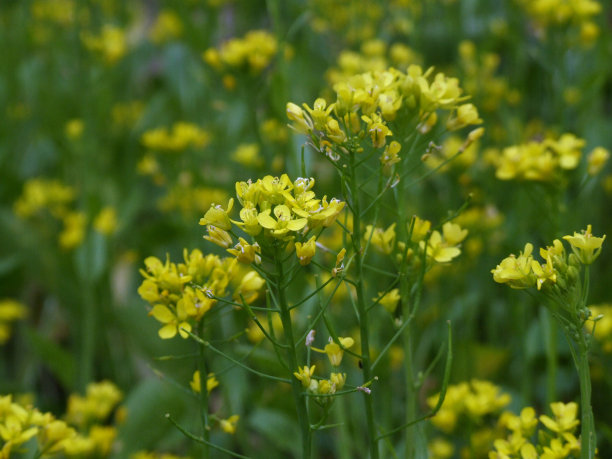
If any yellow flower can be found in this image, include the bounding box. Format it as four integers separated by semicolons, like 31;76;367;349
531;254;557;290
81;25;127;65
59;211;87;250
500;407;538;437
149;304;191;339
231;143;263;168
332;248;346;277
220;415;239;434
540;437;572;459
294;365;316;388
587;147;609;175
442;222;468;246
38;420;76;455
330;372;346;390
491;243;536;289
315;337;354;366
377;289;400;314
364;223;396;255
464;380;511;417
203;225;233;248
539;402;580;434
446;103;482;131
234;206;262;236
286;102;313;133
0;299;28;345
14;178;75;218
199;199;234;231
233;270;265;304
361;113;392;148
428;437;454;459
295;236;317;266
519;443;538;459
88;425;117;456
563;224;605;265
410;216;431;242
189;371;219;394
317;379;334;395
65;119;84;139
257;205;307;238
421;231;461;263
227;237;261;264
306;196;345;228
93;206;118;235
260;174;293;204
149;10;183;44
303;98;334;131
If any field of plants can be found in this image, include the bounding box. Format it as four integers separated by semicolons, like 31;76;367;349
1;0;612;458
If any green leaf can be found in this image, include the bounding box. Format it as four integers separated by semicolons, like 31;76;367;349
74;230;107;282
248;408;300;457
23;327;76;389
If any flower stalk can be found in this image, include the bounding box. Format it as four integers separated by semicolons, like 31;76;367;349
274;245;312;458
348;149;379;459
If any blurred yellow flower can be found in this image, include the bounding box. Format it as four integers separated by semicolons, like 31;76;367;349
189;371;219;394
94;206;118;235
219;415;239;434
65;119;84;139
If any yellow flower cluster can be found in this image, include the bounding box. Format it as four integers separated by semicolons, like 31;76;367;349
31;0;76;27
112;100;144;129
457;40;521;113
0;381;122;457
187;371;239;433
199;175;344;267
309;0;419;44
326;39;421;85
430;391;583;459
138;249;264;339
14;178;118;249
0;300;27;345
490;402;581;459
288;65;481;159
492;225;605;291
149;10;183;44
368;218;468;265
14;178;75;218
65;381;123;428
158;185;229;217
516;0;602;44
81;24;127;65
428;380;512;434
231;143;264;168
488;133;606;181
141;122;210;152
203;30;277;74
423;134;482;172
293;335;353;402
294;364;347;399
260;118;289;145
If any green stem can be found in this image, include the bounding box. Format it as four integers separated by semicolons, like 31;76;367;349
394;172;418;459
543;309;558;406
79;280;95;391
348;151;379;459
197;321;210;459
402;324;417;459
577;338;596;459
275;246;312;458
336;393;353;459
